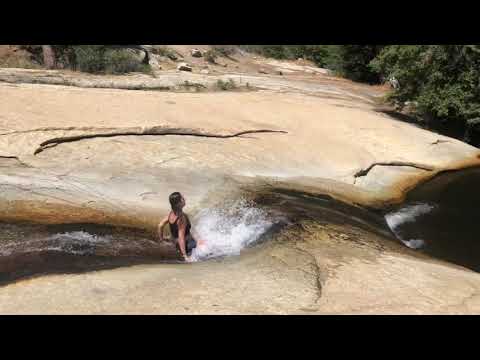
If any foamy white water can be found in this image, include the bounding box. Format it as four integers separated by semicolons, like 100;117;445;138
190;199;275;261
43;231;113;255
0;231;113;256
385;203;435;249
48;231;111;244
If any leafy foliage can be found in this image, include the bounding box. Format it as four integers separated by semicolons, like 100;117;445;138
238;45;338;67
211;45;236;57
204;49;218;64
152;46;177;60
239;45;358;75
338;45;384;83
370;45;480;123
17;45;150;74
73;46;149;74
103;48;148;74
73;45;107;73
216;78;237;91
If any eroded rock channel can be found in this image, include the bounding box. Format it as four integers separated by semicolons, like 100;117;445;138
0;185;426;287
3;165;480;289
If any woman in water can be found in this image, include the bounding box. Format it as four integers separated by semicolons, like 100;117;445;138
158;192;200;262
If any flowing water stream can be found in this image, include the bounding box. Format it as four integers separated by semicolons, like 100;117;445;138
1;168;480;285
0;197;288;285
0;189;388;285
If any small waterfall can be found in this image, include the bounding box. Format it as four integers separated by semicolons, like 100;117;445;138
385;203;436;249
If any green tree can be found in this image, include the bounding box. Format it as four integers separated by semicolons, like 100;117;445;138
239;45;341;68
338;45;384;83
20;45;151;74
370;45;480;124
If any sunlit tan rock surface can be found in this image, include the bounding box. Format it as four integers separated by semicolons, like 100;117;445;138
1;55;480;314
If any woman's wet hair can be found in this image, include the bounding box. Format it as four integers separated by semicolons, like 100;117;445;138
169;192;183;214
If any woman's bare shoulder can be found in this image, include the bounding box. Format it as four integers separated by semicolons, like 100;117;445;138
159;214;170;224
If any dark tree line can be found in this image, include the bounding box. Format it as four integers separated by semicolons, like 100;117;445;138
239;45;383;83
23;45;151;73
371;46;480;121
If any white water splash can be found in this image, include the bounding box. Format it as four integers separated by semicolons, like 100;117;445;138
0;231;113;256
402;239;425;249
48;231;111;244
385;203;435;249
385;203;435;229
41;231;112;255
190;199;275;261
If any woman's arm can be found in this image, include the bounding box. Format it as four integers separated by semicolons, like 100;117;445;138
157;216;169;242
177;216;189;260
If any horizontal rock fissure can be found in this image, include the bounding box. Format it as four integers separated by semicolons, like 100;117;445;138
0;156;31;167
354;161;435;182
0;126;119;136
33;128;288;155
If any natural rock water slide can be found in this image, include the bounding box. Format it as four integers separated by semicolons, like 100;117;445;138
2;80;480;314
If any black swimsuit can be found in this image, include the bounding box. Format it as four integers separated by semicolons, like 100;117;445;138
169;213;197;256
